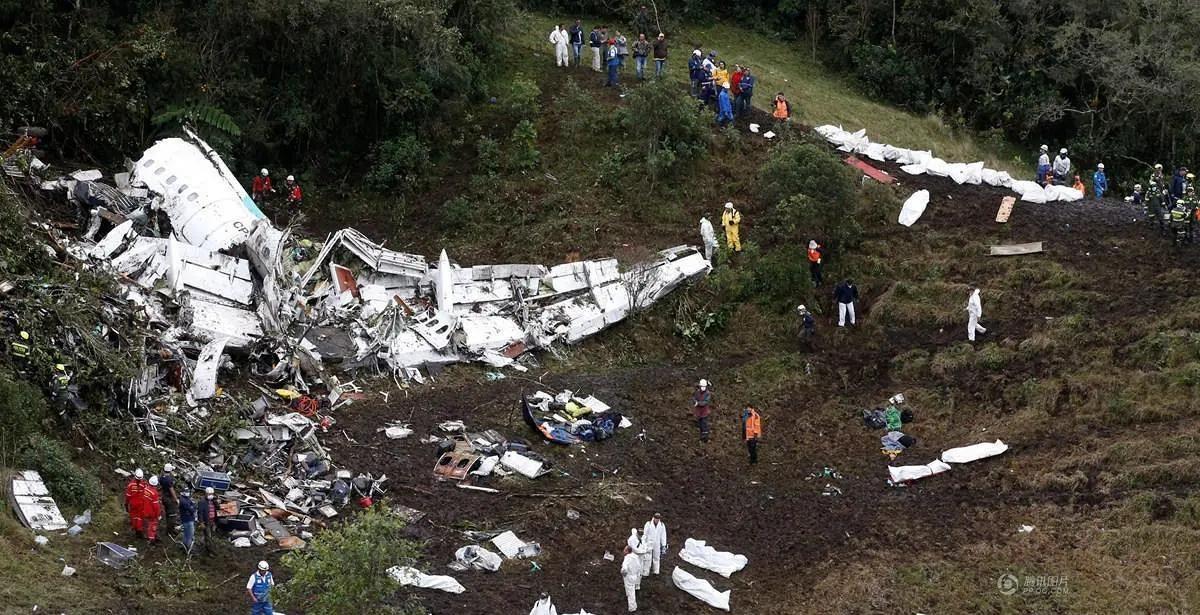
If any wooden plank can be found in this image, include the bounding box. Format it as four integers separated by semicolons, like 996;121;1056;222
988;242;1043;256
995;196;1016;223
844;155;896;184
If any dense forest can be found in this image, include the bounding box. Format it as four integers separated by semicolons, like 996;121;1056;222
536;0;1200;179
5;0;1200;182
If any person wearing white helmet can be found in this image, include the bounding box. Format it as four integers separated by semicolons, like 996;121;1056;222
284;174;303;209
721;202;742;253
159;463;179;530
198;486;218;555
796;304;815;342
692;379;713;442
247;560;276;614
1093;163;1108;200
1052;148;1071;185
144;475;163;543
1036;145;1051;186
251;168;273;204
124;468;149;538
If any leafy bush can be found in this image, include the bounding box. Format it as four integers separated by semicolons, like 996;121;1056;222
555;78;616;139
441;196;475;230
0;371;48;454
19;435;101;510
616;80;710;183
500;75;542;122
476;136;502;175
365;136;431;191
506;120;540;171
759;142;862;249
277;506;421;615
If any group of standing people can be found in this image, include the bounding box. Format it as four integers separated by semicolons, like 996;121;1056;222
1034;145;1107;199
123;465;219;555
687;49;788;126
550;9;669;87
621;513;669;612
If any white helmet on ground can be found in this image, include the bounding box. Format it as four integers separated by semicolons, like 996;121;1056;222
134;468;144;479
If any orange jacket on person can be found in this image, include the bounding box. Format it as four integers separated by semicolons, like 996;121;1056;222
287;184;303;205
143;485;162;519
773;95;790;120
124;479;146;516
807;244;822;264
742;406;762;441
1072;176;1085;195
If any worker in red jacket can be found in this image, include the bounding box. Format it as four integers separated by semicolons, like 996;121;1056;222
143;475;163;543
284;175;303;208
251;168;273;204
123;468;147;537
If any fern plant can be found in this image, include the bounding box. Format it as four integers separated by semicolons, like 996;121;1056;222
152;102;242;148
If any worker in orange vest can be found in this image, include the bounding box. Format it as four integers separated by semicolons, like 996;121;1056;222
772;92;790;121
807;240;824;286
741;405;762;464
143;475;163;543
123;468;147;537
1072;175;1085;196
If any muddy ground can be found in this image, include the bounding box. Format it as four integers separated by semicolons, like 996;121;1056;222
304;156;1189;614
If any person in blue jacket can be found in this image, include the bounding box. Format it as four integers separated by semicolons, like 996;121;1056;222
1093;163;1108;200
606;43;621;87
1172;166;1188;204
715;83;734;126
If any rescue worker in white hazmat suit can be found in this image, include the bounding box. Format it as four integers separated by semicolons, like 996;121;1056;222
621;544;643;612
966;286;986;342
641;512;668;575
699;217;717;263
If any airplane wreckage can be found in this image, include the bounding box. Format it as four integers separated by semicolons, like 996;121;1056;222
23;129;710;394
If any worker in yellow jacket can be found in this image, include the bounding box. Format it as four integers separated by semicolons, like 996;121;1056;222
721;202;742;252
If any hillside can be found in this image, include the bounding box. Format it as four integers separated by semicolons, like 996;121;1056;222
2;9;1199;615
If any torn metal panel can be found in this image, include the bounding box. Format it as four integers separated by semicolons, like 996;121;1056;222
299;228;428;290
10;470;69;531
165;239;255;306
190;337;229;400
132;133;264;251
434;451;480;480
625;246;709;309
91;220;136;259
455;315;527;351
330;263;359;297
544;258;621;293
181;297;262;348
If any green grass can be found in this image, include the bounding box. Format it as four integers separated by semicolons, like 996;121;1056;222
520;12;1024;176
